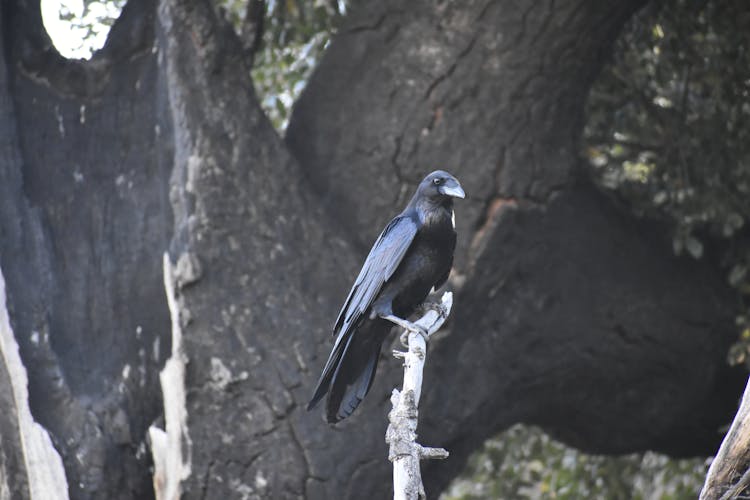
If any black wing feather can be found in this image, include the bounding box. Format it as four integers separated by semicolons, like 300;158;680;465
307;215;418;410
333;215;418;338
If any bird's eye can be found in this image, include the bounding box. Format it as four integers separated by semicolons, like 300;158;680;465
433;178;443;186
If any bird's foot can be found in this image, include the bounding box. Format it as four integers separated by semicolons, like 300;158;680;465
380;314;429;345
399;326;428;347
399;330;409;347
417;299;441;316
424;299;449;319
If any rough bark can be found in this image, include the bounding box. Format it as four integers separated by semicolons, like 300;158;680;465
0;1;171;498
701;375;750;499
0;0;745;499
287;0;745;494
155;1;350;498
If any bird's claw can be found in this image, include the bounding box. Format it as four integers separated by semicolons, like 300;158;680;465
402;324;428;345
420;299;447;318
431;302;449;319
380;313;430;344
414;324;429;340
417;300;439;315
399;331;410;347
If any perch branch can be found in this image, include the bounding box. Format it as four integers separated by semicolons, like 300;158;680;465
386;291;452;500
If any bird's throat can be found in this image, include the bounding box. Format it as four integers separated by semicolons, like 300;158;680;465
418;200;453;227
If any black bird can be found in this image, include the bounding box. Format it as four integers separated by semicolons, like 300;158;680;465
307;170;465;423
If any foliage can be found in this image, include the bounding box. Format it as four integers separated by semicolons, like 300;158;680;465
441;425;707;500
44;0;342;128
584;0;750;362
218;0;344;129
42;0;125;58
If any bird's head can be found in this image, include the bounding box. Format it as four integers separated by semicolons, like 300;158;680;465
417;170;466;202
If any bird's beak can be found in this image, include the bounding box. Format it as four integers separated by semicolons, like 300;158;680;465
440;182;465;199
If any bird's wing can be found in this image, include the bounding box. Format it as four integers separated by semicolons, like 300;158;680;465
306;215;417;412
333;215;418;339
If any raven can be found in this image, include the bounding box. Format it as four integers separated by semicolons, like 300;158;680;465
307;170;465;423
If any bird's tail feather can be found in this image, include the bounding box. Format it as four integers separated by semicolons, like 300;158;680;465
306;332;353;411
326;333;383;423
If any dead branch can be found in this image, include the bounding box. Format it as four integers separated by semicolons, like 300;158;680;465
386;292;452;500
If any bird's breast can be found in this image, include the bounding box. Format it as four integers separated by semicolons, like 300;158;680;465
387;217;456;316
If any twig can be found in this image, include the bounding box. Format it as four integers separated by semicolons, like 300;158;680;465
386;292;452;500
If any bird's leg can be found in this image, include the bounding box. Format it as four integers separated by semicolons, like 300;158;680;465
379;314;429;346
371;300;429;345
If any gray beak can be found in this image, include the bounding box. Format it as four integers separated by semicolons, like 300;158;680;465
440;182;465;199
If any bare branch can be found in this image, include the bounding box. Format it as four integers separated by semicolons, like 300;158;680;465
386;292;452;500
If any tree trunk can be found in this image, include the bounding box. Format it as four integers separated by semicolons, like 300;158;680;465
1;1;171;498
0;0;744;499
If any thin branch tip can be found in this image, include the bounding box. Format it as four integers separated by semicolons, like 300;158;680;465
418;445;449;460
